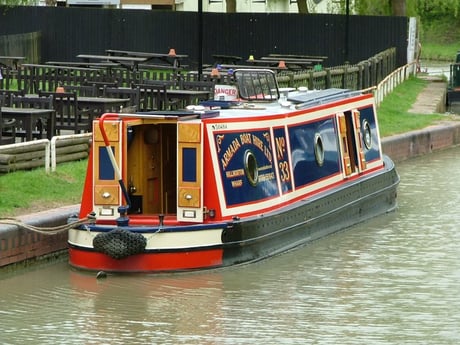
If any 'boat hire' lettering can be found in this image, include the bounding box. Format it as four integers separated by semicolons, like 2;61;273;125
252;134;273;163
240;133;252;144
221;138;241;169
252;134;264;151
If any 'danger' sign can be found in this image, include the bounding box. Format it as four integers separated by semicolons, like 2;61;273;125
214;85;238;101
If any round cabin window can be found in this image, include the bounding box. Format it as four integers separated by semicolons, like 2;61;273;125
244;150;259;186
314;133;325;167
362;119;372;149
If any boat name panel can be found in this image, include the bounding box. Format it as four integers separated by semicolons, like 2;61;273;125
214;128;279;206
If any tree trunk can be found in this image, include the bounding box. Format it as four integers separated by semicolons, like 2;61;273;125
297;0;309;14
391;0;406;16
226;0;236;13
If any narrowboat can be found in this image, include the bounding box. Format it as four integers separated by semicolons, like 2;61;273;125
68;69;399;273
447;51;460;107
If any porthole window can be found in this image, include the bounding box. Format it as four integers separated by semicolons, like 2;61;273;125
362;119;372;149
244;150;259;186
314;133;324;167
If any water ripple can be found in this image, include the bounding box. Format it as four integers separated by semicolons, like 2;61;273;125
2;148;460;344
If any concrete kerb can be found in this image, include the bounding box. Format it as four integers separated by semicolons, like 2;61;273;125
0;204;80;270
382;121;460;162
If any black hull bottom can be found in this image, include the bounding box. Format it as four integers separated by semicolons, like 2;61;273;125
221;156;399;267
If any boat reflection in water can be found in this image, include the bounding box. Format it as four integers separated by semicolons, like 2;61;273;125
68;69;399;273
68;269;225;342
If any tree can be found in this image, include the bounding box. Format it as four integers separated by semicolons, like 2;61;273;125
0;0;32;4
297;0;309;14
226;0;236;13
391;0;406;16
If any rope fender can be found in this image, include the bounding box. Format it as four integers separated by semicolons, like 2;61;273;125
93;228;147;260
0;215;95;235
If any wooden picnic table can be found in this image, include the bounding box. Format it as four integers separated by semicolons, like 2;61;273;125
0;56;26;69
216;64;287;71
267;54;327;63
78;96;131;114
166;89;212;108
212;54;242;65
105;49;188;69
20;64;104;93
22;63;101;73
46;61;120;69
247;57;321;70
77;54;147;71
1;106;55;141
246;59;306;69
22;93;131;132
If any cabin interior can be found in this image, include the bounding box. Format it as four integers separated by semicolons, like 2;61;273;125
125;122;178;215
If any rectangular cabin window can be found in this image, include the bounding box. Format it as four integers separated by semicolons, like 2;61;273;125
99;146;115;180
182;147;197;182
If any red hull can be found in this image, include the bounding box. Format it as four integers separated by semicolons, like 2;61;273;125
68;247;224;273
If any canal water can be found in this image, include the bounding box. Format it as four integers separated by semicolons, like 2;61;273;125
1;147;460;345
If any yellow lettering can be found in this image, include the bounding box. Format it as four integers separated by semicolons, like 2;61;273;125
220;138;241;169
240;133;252;145
231;179;243;187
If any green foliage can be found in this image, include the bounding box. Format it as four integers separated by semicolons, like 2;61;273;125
352;0;458;17
0;0;36;5
415;0;459;18
354;0;391;16
350;0;460;58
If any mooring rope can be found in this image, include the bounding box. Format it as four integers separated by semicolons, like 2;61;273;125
0;214;96;235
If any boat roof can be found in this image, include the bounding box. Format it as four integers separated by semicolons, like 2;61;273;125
135;69;370;121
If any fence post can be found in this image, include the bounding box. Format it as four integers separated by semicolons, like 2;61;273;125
50;133;92;172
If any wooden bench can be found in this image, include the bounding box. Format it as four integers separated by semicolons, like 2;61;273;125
77;54;147;71
212;54;242;65
105;49;188;68
0;56;26;69
267;54;327;63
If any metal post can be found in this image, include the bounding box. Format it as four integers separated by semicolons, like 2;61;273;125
345;0;349;63
198;0;203;80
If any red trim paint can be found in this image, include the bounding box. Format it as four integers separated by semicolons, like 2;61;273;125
69;247;224;273
79;149;94;218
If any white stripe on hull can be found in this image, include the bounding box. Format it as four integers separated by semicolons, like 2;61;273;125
69;228;224;250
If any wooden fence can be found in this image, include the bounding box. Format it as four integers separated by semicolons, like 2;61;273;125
0;31;41;64
0;48;397;93
374;61;418;107
0;133;90;174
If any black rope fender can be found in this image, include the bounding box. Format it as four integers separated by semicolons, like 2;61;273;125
93;228;147;259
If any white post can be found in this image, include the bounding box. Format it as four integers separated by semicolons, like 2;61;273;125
407;17;417;65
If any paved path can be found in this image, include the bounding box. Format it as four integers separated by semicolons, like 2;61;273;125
408;75;447;114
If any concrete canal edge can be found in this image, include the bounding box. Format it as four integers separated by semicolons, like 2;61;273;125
382;121;460;162
0;204;80;271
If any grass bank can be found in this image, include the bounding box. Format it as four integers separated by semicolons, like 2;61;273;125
421;17;460;62
0;76;449;217
0;160;87;217
377;76;445;136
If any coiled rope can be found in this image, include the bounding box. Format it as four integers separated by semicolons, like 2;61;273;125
0;214;96;235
